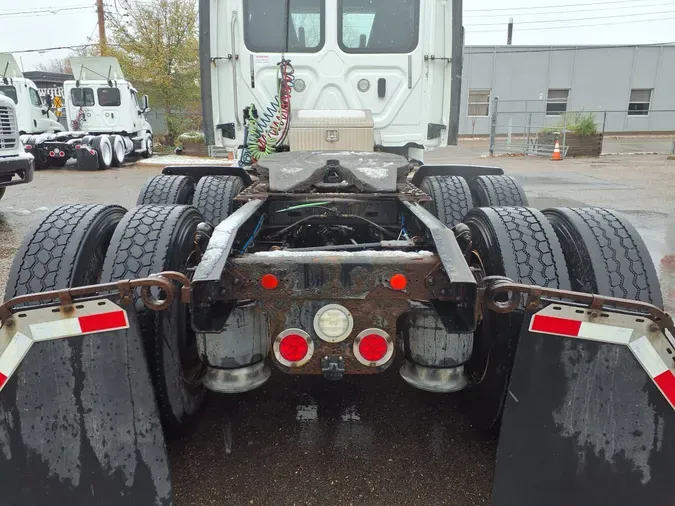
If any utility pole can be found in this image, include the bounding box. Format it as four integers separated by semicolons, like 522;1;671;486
97;0;107;55
507;18;513;45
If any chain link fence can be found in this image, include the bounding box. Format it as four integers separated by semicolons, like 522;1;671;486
487;98;675;157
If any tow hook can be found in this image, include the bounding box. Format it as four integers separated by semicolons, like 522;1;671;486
321;356;345;381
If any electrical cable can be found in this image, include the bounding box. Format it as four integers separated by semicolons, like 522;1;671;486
465;9;675;26
466;15;675;32
464;0;665;13
464;1;675;18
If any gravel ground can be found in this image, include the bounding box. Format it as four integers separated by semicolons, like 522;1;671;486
0;151;673;505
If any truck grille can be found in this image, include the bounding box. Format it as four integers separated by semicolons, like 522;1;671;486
0;105;18;151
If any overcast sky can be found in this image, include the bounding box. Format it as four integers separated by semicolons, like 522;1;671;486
0;0;673;71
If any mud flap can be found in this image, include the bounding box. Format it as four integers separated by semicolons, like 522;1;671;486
0;299;172;506
491;303;675;506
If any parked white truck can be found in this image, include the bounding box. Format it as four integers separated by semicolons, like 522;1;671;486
0;54;154;170
0;94;34;201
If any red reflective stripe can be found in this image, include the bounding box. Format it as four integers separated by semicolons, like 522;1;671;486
78;310;126;333
654;370;675;406
0;372;7;387
531;315;582;336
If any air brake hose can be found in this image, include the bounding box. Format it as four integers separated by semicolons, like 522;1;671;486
244;59;294;163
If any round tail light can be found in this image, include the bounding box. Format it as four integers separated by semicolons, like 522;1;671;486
353;329;394;367
88;149;97;156
49;151;55;157
313;304;354;343
59;151;65;157
274;329;313;367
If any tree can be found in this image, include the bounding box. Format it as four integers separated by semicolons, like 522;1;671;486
106;0;200;143
35;58;72;74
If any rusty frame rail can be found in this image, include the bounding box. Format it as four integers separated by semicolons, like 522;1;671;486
0;271;191;327
1;271;672;342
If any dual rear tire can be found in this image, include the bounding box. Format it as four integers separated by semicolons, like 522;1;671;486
4;203;207;434
420;174;528;227
137;174;245;225
463;205;662;430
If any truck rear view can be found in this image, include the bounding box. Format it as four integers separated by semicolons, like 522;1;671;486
204;0;461;160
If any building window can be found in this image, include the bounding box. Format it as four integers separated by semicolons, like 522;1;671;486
468;89;490;117
546;89;569;116
243;0;324;53
339;0;420;54
628;89;652;116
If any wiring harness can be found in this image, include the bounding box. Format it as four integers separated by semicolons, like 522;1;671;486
240;59;295;165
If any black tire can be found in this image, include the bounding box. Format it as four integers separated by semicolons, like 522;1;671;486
136;175;195;205
5;204;126;299
463;207;571;431
100;205;205;433
31;137;49;170
91;135;113;169
544;207;663;307
472;175;528;207
141;133;153;158
111;135;126;167
192;175;245;225
419;175;473;227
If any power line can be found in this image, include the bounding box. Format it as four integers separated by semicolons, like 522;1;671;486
465;9;675;26
466;15;675;32
464;0;662;12
0;5;94;17
466;42;675;53
464;1;675;17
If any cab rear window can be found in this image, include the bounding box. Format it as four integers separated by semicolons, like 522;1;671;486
97;88;121;107
0;85;18;104
339;0;420;53
71;88;95;106
244;0;324;53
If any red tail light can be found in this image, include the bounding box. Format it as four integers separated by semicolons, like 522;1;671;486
88;149;97;156
389;273;407;291
49;151;55;157
261;274;279;290
75;145;82;149
353;329;393;367
274;329;313;367
59;151;65;157
24;145;32;150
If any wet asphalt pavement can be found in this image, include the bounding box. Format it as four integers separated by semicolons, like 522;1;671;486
0;150;673;505
169;365;495;506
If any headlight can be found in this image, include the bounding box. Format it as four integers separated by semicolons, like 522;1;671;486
313;304;354;342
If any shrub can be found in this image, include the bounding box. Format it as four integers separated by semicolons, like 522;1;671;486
543;112;599;136
177;131;206;144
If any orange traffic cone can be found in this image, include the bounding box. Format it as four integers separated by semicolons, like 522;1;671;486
551;139;562;161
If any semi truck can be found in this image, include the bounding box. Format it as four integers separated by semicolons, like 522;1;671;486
0;54;154;170
1;1;674;505
0;94;34;201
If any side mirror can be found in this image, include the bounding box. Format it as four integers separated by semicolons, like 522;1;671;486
41;105;50;115
142;94;150;112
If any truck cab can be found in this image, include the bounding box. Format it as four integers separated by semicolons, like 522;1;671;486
65;57;151;136
0;54;64;135
0;94;35;200
205;0;461;160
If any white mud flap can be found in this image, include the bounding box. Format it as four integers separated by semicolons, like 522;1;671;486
0;299;172;506
491;303;675;506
